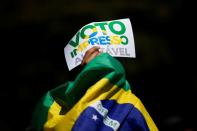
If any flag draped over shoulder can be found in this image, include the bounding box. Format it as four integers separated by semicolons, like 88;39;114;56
30;53;158;131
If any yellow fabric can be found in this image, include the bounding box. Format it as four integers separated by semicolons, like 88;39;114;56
134;98;158;131
44;78;158;131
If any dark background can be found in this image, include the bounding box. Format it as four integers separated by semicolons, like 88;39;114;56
0;0;196;131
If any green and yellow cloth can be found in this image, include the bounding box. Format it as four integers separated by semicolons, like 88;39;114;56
30;53;158;131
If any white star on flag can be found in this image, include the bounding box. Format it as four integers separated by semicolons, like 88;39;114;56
92;114;98;121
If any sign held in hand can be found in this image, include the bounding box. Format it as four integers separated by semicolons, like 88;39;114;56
64;18;136;71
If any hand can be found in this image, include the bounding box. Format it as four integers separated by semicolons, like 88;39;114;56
81;46;101;66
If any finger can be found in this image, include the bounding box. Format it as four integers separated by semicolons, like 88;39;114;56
83;46;100;59
85;50;100;64
81;46;100;65
81;50;100;66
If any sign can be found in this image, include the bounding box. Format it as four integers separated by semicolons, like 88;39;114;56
64;18;136;71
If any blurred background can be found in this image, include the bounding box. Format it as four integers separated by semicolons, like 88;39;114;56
0;0;196;130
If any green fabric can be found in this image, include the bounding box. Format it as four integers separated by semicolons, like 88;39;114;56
50;53;130;111
29;53;132;131
29;92;54;131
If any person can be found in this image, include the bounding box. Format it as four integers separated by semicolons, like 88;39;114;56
27;46;158;131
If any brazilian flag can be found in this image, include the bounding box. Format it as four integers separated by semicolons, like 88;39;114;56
29;53;158;131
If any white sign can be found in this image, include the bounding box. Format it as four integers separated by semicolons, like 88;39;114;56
64;18;136;71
